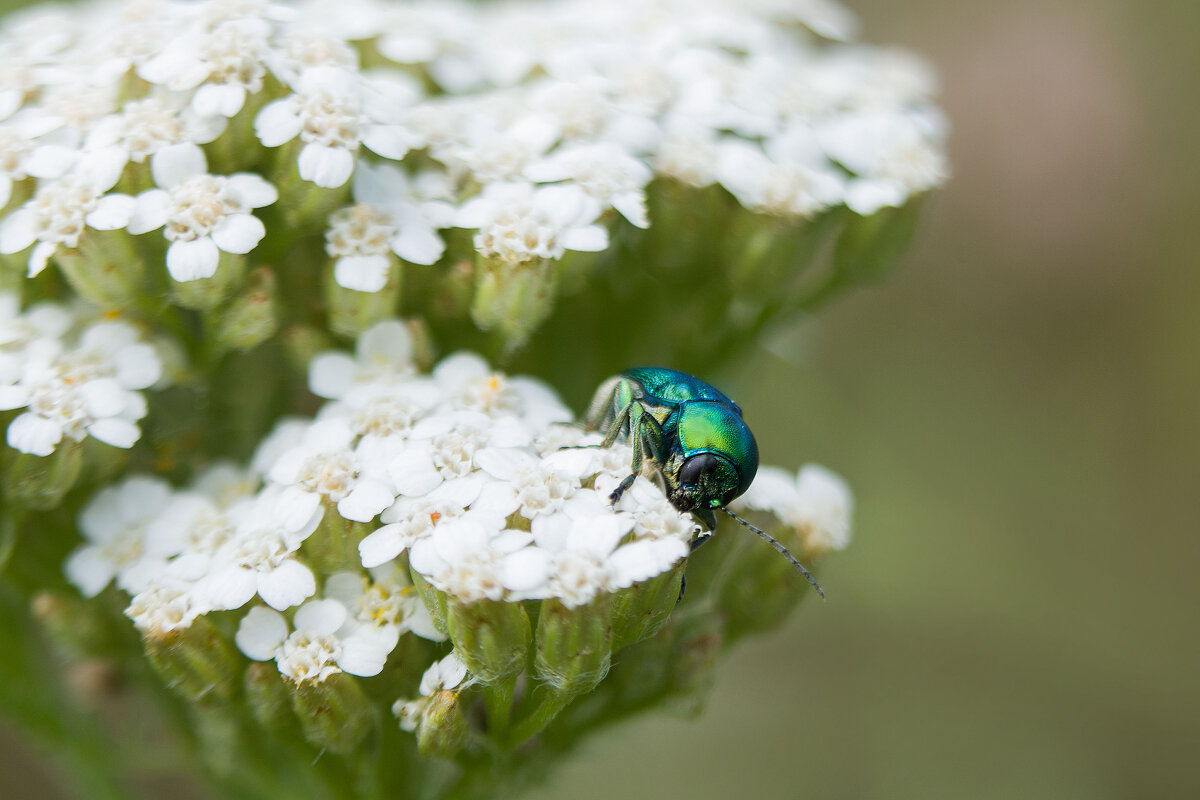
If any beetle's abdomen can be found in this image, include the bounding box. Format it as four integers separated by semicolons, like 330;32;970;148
622;367;741;413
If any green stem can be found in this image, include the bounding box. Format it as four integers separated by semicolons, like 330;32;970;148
483;678;516;738
503;688;572;750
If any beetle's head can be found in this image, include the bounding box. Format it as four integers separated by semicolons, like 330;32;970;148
671;451;742;511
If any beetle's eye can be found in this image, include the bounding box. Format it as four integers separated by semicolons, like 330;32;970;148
678;453;720;488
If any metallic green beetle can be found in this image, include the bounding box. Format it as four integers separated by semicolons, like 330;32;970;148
586;367;823;596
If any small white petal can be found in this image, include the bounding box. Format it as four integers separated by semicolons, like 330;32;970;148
211;214;265;255
152;142;206;189
236;606;289;660
64;546;115;597
0;208;37;254
7;412;62;456
333;254;390;292
298;143;354;188
28;242;57;277
85;194;136;230
560;224;608;252
391;225;444;266
127;190;171;234
255;99;304;147
227;174;278;208
166;237;220;281
258;560;317;610
337;480;395;522
193;83;246;118
359;524;404;568
294;598;347;636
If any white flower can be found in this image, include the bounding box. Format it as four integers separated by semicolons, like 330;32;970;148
265;416;397;523
254;66;419;188
138;17;272;118
735;463;853;554
818;110;948;215
127;142;277;281
1;319;163;456
125;578;209;638
235;596;398;684
308;319;419;400
525;141;652;228
64;476;174;598
201;486;323;611
455;182;608;266
0;147;132;276
393;652;469;732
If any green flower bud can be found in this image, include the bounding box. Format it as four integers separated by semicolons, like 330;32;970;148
302;512;368;573
414;690;469;759
469;256;558;354
54;231;148;309
290;672;374;755
213;266;280;353
143;616;243;705
171;252;246;311
244;661;296;735
31;590;127;660
282;324;334;375
610;563;684;652
325;261;401;338
445;598;530;685
3;441;84;511
534;596;613;696
410;568;449;639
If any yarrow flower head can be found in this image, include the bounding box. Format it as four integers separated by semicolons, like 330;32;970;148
0;296;164;456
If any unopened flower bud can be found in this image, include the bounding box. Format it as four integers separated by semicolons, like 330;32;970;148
414;689;469;758
214;266;279;353
326;262;401;339
290;672;374;755
534;596;613;696
469;257;558;354
170;253;245;311
244;661;295;735
4;442;84;511
144;616;242;704
610;562;684;652
446;598;530;685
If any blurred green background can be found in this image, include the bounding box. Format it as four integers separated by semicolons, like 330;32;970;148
4;0;1199;798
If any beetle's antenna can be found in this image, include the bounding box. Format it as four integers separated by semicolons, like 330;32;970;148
721;507;825;598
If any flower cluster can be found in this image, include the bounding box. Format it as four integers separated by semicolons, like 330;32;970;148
65;319;850;703
60;320;692;683
0;0;947;296
0;292;164;456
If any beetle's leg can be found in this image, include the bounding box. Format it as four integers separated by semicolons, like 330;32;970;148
599;401;633;448
608;472;638;505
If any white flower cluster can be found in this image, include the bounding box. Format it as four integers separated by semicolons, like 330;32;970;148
734;463;854;555
0;292;163;456
65;318;701;684
0;0;947;289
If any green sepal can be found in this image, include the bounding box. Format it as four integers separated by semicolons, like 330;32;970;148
445;598;530;685
610;563;685;652
470;255;559;355
409;568;449;639
534;595;614;697
212;266;280;353
170;252;246;311
832;198;924;285
290;671;375;755
3;440;84;511
414;690;469;759
143;616;243;705
244;661;296;734
325;259;401;338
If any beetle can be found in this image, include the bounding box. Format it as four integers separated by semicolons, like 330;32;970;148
586;367;823;596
